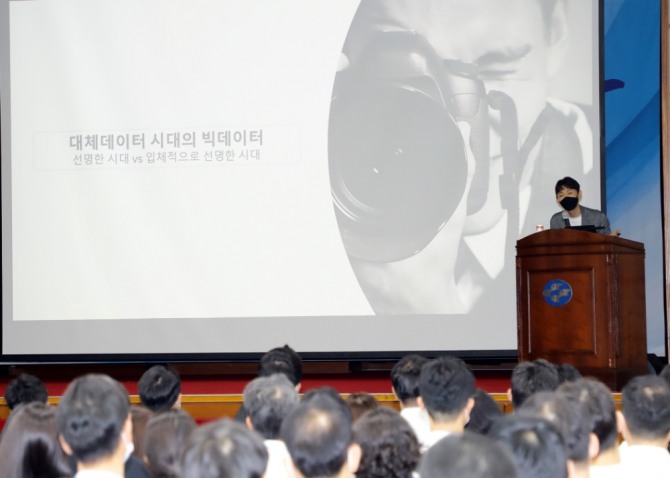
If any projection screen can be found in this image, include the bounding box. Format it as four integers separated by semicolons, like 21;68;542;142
1;0;601;360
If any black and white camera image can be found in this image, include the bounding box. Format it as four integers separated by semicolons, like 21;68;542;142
328;0;599;315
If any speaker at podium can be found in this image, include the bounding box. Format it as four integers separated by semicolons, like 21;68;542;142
516;228;648;390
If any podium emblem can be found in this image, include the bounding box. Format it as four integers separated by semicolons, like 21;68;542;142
542;279;573;307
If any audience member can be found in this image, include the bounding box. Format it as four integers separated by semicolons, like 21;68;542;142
56;374;134;478
508;359;560;409
619;375;670;476
418;356;476;451
137;365;182;413
237;344;303;423
142;409;196;478
556;363;583;384
353;406;420;478
488;414;568;478
280;394;360;478
520;391;595;478
301;386;352;420
391;354;431;447
259;345;303;388
130;405;153;459
345;392;379;422
0;402;72;478
243;374;300;478
181;418;268;478
4;373;48;411
465;388;503;435
419;431;519;478
558;378;622;474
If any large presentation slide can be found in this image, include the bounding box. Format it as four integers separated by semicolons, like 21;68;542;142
1;0;600;358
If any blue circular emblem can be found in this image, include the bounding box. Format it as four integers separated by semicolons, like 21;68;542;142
542;279;573;307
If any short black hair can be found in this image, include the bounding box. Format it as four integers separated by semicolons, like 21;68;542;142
391;354;428;404
554;177;580;195
488;414;568;478
143;409;197;478
56;374;130;464
259;345;303;385
4;373;48;410
243;374;299;439
558;378;618;453
519;391;591;465
510;359;560;408
465;389;503;435
301;386;352;421
621;375;670;441
181;419;268;478
419;432;518;478
419;356;475;420
137;365;181;413
280;395;354;478
353;407;420;478
556;363;582;384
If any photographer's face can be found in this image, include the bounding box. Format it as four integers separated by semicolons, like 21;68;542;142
372;0;563;144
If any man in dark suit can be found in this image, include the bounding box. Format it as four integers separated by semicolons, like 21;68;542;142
549;176;618;235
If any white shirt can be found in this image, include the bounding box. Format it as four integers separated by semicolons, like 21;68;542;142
400;407;431;449
619;443;670;478
264;439;295;478
589;463;625;478
421;430;453;454
75;471;124;478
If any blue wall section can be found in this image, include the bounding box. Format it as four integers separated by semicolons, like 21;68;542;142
604;0;664;355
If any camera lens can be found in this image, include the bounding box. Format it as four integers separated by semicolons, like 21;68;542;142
329;83;468;262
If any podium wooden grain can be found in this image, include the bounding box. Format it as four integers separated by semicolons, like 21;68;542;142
516;229;648;390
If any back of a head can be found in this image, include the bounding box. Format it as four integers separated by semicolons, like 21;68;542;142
130;404;154;459
519;391;591;465
465;388;503;435
137;365;181;413
419;356;475;420
353;407;420;478
621;374;670;442
391;354;428;404
280;395;354;478
56;374;130;465
4;373;48;410
510;359;560;408
556;363;582;384
301;386;352;420
181;418;268;478
258;345;302;386
243;373;299;439
558;378;618;453
419;432;518;478
0;402;72;478
143;409;197;478
488;414;568;478
346;392;380;423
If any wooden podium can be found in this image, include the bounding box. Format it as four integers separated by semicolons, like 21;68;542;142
516;229;647;390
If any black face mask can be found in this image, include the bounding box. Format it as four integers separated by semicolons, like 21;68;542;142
560;196;579;211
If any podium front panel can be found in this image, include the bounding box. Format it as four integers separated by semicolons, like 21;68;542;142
516;229;647;388
521;258;609;367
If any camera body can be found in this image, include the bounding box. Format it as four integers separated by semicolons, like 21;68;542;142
329;31;491;263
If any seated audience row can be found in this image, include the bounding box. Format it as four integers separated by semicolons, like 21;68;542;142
2;348;670;478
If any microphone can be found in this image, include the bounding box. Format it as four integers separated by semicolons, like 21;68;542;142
562;210;570;227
